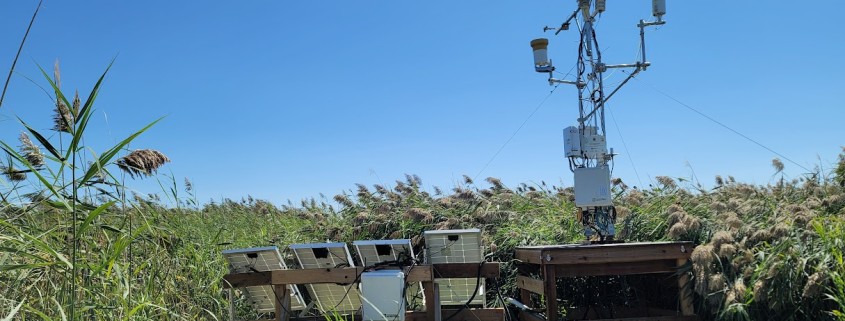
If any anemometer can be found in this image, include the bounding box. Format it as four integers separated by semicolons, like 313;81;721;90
530;0;667;242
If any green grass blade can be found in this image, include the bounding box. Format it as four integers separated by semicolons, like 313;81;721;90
0;0;41;110
0;299;24;321
0;142;68;209
0;262;57;272
36;63;74;134
75;59;114;125
78;201;116;235
17;118;63;162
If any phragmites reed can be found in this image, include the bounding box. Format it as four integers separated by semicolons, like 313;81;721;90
655;176;677;189
18;132;44;167
51;62;79;133
116;149;171;178
2;165;26;181
772;158;785;173
486;177;505;190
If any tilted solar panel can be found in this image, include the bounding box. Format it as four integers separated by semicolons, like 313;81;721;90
222;246;307;313
290;242;362;314
423;229;485;306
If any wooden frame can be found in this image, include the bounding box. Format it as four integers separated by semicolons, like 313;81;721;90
514;242;696;321
222;263;503;321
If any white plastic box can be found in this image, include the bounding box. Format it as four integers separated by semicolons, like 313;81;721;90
361;270;405;321
574;166;612;207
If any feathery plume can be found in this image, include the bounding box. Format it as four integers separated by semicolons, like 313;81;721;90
2;165;26;181
771;158;784;173
18;132;44;167
116;149;170;178
655;176;676;189
486;177;504;190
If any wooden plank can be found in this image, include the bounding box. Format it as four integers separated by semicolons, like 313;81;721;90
554;260;678;277
274;284;290;321
225;264;479;288
544;265;558;321
516;242;693;265
432;263;500;279
516;275;544;295
406;265;434;283
223;268;364;288
676;259;694;316
514;248;545;264
406;308;503;321
542;243;692;265
565;317;698;321
423;281;438;321
520;311;544;321
224;270;272;288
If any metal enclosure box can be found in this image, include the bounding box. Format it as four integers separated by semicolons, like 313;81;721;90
563;126;581;157
361;270;406;321
574;166;612;207
581;134;607;159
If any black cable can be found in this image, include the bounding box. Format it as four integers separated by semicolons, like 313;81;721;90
628;73;812;173
271;285;297;319
443;260;486;321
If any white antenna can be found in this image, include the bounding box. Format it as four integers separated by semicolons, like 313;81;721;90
530;0;667;243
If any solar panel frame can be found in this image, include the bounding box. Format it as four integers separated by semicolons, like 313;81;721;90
290;242;362;314
222;246;308;313
353;239;425;309
423;229;485;306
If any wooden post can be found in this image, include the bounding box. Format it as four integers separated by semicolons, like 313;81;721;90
424;281;435;321
432;283;442;321
676;258;694;316
543;265;557;321
227;288;235;321
274;284;291;321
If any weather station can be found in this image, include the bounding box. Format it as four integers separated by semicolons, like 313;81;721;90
513;1;698;320
530;0;665;243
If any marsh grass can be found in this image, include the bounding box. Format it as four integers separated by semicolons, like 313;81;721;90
4;145;845;320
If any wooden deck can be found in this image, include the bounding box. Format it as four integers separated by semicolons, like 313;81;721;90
514;242;696;321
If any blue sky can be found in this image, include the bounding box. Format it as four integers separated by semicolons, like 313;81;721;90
1;1;843;205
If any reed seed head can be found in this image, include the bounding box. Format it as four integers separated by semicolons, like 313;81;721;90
53;99;74;133
116;149;171;178
485;177;504;190
2;165;26;181
718;243;738;259
802;270;827;299
18;132;45;168
711;231;734;251
655;176;676;189
771;158;784;173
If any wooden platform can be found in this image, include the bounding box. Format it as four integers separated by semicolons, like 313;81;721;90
514;242;696;321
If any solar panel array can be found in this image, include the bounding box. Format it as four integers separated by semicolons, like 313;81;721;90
225;230;488;315
423;229;485;306
222;246;307;313
290;242;362;314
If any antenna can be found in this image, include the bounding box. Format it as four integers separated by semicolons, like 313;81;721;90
529;0;667;243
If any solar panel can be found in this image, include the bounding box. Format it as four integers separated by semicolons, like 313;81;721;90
353;239;425;308
423;229;485;306
290;242;362;314
222;246;307;313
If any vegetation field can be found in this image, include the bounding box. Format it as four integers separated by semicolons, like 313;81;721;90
2;135;845;320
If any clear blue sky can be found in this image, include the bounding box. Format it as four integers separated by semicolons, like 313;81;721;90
2;1;843;205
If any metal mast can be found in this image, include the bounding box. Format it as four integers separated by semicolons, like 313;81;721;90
530;0;667;242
